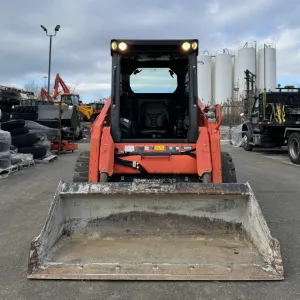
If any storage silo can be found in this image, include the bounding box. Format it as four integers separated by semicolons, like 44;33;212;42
233;51;239;89
214;49;233;104
256;52;260;90
197;51;212;105
258;44;276;92
211;56;216;104
237;42;256;98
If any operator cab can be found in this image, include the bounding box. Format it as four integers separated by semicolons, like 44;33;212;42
61;94;81;106
89;102;105;111
110;39;199;143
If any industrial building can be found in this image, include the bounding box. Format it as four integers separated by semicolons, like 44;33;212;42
197;43;277;105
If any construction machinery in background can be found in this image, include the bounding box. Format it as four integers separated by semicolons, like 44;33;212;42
53;73;94;122
89;99;106;122
242;70;300;164
27;40;283;281
20;88;54;106
40;88;54;102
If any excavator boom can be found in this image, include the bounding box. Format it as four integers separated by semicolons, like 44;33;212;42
53;73;71;99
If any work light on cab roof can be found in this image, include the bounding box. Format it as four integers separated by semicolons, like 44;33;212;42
110;39;198;55
182;41;198;51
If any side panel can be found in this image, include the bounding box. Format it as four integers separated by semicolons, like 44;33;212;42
196;127;212;177
89;97;111;182
99;127;115;176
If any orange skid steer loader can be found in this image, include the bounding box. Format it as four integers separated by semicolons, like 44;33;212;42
27;40;283;280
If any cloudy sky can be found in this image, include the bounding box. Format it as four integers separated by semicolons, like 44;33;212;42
0;0;299;102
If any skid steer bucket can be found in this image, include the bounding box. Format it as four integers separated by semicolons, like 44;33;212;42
27;181;283;280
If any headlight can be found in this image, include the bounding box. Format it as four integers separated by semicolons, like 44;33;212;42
118;42;127;51
192;41;198;50
182;42;191;51
111;41;117;50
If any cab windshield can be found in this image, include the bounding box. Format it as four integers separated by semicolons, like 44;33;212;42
62;94;80;105
130;68;177;93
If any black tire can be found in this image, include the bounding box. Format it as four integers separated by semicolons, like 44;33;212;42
243;132;253;151
221;152;237;183
288;132;300;165
13;106;38;113
0;91;19;98
11;112;38;121
9;126;29;136
0;112;11;122
73;151;90;182
0;106;12;113
11;132;37;148
5;98;20;106
1;119;25;131
18;145;48;159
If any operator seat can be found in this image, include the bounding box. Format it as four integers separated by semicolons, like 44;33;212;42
138;101;170;137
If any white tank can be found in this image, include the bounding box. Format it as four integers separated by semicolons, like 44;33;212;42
197;51;212;105
258;44;276;92
256;52;259;89
211;56;216;104
214;49;233;104
237;42;256;98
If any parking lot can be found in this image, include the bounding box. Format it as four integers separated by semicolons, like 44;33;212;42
0;143;299;300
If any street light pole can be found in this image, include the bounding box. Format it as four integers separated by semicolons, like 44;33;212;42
48;35;52;96
40;25;61;96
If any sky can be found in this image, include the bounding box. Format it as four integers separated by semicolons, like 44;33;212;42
0;0;300;102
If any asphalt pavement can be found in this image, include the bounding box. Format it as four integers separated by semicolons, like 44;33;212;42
0;143;299;300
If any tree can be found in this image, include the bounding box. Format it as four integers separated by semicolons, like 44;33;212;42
24;80;54;99
221;97;244;126
24;80;41;98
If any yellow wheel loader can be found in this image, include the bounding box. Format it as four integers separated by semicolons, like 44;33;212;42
57;93;94;122
27;39;283;281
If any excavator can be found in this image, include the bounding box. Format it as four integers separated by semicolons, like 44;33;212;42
27;39;283;281
53;73;94;122
40;88;54;102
